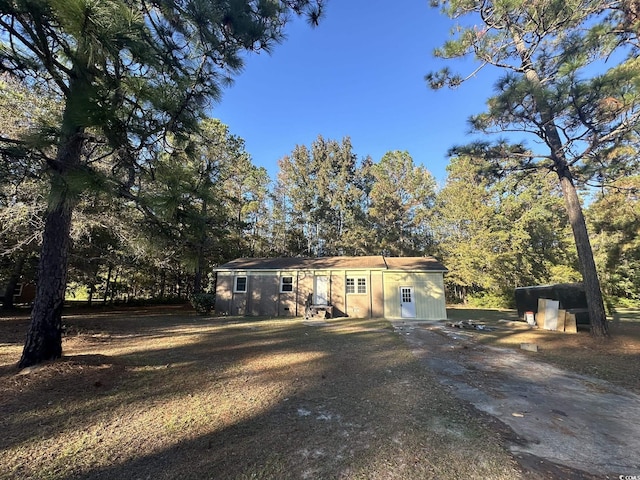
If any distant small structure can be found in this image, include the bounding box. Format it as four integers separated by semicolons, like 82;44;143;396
514;283;589;325
2;281;36;306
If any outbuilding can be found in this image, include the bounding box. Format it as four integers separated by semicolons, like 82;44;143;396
214;256;447;320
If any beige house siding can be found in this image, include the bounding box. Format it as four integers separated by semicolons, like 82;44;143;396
296;273;313;315
216;275;233;313
383;272;447;320
331;274;346;317
249;274;279;316
339;269;385;318
277;270;298;316
371;270;385;318
278;292;297;316
214;256;447;320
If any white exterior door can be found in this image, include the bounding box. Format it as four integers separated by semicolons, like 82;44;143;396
314;276;329;305
400;286;416;318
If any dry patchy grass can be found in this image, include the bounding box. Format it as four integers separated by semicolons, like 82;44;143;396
446;306;640;393
0;307;520;480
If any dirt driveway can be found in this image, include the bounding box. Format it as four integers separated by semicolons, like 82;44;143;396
393;321;640;479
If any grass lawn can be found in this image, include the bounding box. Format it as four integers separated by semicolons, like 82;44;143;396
0;306;520;480
446;305;640;393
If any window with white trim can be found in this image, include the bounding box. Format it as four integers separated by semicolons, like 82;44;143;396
234;276;247;293
280;276;294;292
346;277;367;294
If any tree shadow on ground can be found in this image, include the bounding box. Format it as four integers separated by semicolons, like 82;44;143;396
1;313;520;480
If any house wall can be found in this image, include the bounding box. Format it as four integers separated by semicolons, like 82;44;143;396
382;272;447;320
342;270;371;318
295;273;314;315
279;270;299;317
292;271;347;317
216;271;297;316
249;273;279;316
216;269;446;320
230;271;248;315
215;274;234;314
371;270;384;317
330;274;346;317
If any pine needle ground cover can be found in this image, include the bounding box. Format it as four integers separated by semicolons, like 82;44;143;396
0;307;519;480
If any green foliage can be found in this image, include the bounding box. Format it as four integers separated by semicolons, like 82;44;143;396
368;151;436;256
2;0;325;366
6;0;640;329
428;1;640;189
588;176;640;302
273;139;440;257
432;155;580;303
136;118;263;293
427;0;640;335
190;293;216;315
466;291;515;309
609;296;640;309
275;135;370;256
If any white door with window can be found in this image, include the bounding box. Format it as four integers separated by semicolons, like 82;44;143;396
314;276;329;305
400;286;416;318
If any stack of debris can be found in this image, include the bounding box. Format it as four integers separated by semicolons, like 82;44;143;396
447;320;492;331
534;298;578;333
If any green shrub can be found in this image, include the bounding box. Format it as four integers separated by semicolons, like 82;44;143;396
609;296;640;310
466;291;514;309
190;293;216;315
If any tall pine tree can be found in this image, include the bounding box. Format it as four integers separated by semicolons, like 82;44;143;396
1;0;324;367
428;0;640;336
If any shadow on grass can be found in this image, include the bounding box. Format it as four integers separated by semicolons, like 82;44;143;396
1;313;518;480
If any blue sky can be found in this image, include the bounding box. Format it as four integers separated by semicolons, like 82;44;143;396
212;1;499;186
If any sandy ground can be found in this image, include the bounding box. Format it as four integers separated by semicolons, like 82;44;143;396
393;321;640;479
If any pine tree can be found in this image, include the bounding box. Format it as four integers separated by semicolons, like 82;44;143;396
1;0;324;368
428;0;640;336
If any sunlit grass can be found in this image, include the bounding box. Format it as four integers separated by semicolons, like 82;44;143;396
1;309;520;479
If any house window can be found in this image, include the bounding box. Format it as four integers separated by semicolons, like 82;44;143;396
280;276;294;292
346;277;367;294
234;276;247;293
357;278;367;294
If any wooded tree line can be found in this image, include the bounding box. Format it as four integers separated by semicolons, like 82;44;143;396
1;0;639;366
3;103;640;310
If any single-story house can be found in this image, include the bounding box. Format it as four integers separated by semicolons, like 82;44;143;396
214;256;448;320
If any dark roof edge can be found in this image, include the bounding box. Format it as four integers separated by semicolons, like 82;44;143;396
214;256;447;272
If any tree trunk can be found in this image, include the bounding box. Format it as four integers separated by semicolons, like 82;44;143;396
512;31;609;338
193;198;207;294
88;283;94;307
18;64;92;367
110;270;120;303
3;254;26;310
18;99;86;367
194;262;203;294
19;197;74;368
103;265;112;305
160;269;166;299
557;168;609;337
